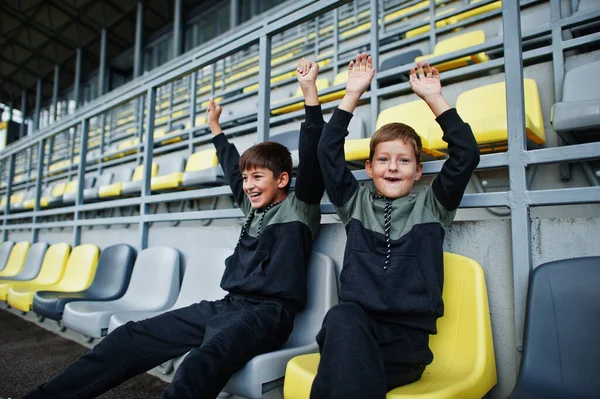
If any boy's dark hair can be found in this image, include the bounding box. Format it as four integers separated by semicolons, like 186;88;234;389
369;122;422;162
239;141;293;192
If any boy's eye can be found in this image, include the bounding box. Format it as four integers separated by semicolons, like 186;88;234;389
242;176;248;181
378;157;388;163
400;158;410;163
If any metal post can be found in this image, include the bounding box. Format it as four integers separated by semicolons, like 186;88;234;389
52;65;60;122
230;0;239;29
74;48;83;109
99;28;108;97
2;154;15;242
7;102;13;122
134;0;144;79
173;0;183;58
428;0;437;53
34;79;43;132
189;70;198;155
257;34;272;143
31;139;45;243
369;0;380;134
502;0;531;370
99;113;106;173
73;119;89;246
19;91;27;138
140;87;156;250
333;8;339;77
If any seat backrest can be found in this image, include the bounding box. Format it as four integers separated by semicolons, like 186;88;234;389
120;247;180;308
174;248;231;308
12;242;48;281
284;251;338;347
132;162;158;181
427;253;496;386
157;155;186;176
111;168;134;184
185;149;219;172
64;176;96;194
0;241;31;277
271;131;300;151
562;61;600;102
433;30;485;55
0;241;15;271
376;100;435;148
85;244;137;298
51;244;100;291
30;243;71;285
96;171;114;187
518;257;600;396
380;50;423;71
51;182;68;197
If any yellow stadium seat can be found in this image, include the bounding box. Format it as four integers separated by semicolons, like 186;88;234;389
181;149;223;188
23;186;53;209
0;243;70;301
405;7;458;39
318;70;349;104
243;59;331;94
448;79;545;150
7;244;99;312
415;30;489;72
150;156;187;192
272;78;331;115
283;253;497;399
343;138;371;162
98;168;134;198
0;241;30;278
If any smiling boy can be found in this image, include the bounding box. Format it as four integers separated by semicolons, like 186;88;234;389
310;54;480;398
25;58;325;399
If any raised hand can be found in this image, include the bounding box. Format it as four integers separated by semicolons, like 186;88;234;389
409;62;449;117
206;98;222;136
297;57;320;106
345;52;376;97
409;62;442;101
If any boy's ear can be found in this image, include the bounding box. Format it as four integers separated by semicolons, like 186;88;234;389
414;163;423;181
365;159;374;178
276;171;290;189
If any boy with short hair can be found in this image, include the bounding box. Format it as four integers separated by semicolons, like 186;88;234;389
310;53;480;398
25;58;325;399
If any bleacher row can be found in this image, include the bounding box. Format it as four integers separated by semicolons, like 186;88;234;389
0;239;495;398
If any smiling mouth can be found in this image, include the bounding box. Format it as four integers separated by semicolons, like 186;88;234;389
247;192;262;201
384;177;401;183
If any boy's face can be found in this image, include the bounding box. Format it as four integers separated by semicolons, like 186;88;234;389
365;139;423;199
242;166;289;209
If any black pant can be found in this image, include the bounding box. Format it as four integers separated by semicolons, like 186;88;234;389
25;295;294;399
310;302;430;399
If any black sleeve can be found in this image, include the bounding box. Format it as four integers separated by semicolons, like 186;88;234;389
317;107;359;207
432;108;480;211
295;105;326;205
212;133;245;207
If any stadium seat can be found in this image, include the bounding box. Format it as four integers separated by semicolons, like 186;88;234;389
0;241;30;278
272;78;331;115
23;186;53;209
415;30;489;72
283;253;497;399
150;154;187;192
11;187;34;212
0;242;47;283
107;247;230;333
120;162;159;196
98;167;134;198
509;257;600;398
43;181;69;208
62;176;97;204
181;149;224;188
62;246;180;338
551;60;600;138
0;243;70;301
6;244;99;312
179;251;338;399
33;244;136;321
0;241;15;272
379;50;424;86
82;171;113;202
452;79;546;152
317;71;349;104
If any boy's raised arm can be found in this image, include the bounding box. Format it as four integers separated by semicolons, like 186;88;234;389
295;58;325;205
410;62;480;211
207;99;247;210
318;53;375;208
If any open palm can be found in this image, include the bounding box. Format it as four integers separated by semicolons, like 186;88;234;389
346;52;376;96
409;61;442;100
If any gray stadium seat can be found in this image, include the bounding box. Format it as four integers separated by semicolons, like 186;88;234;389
121;163;158;196
149;154;187;192
0;242;47;282
107;247;231;333
62;176;97;204
12;188;35;212
33;244;137;321
83;171;113;202
551;60;600;136
174;251;339;399
61;246;180;338
0;241;15;272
